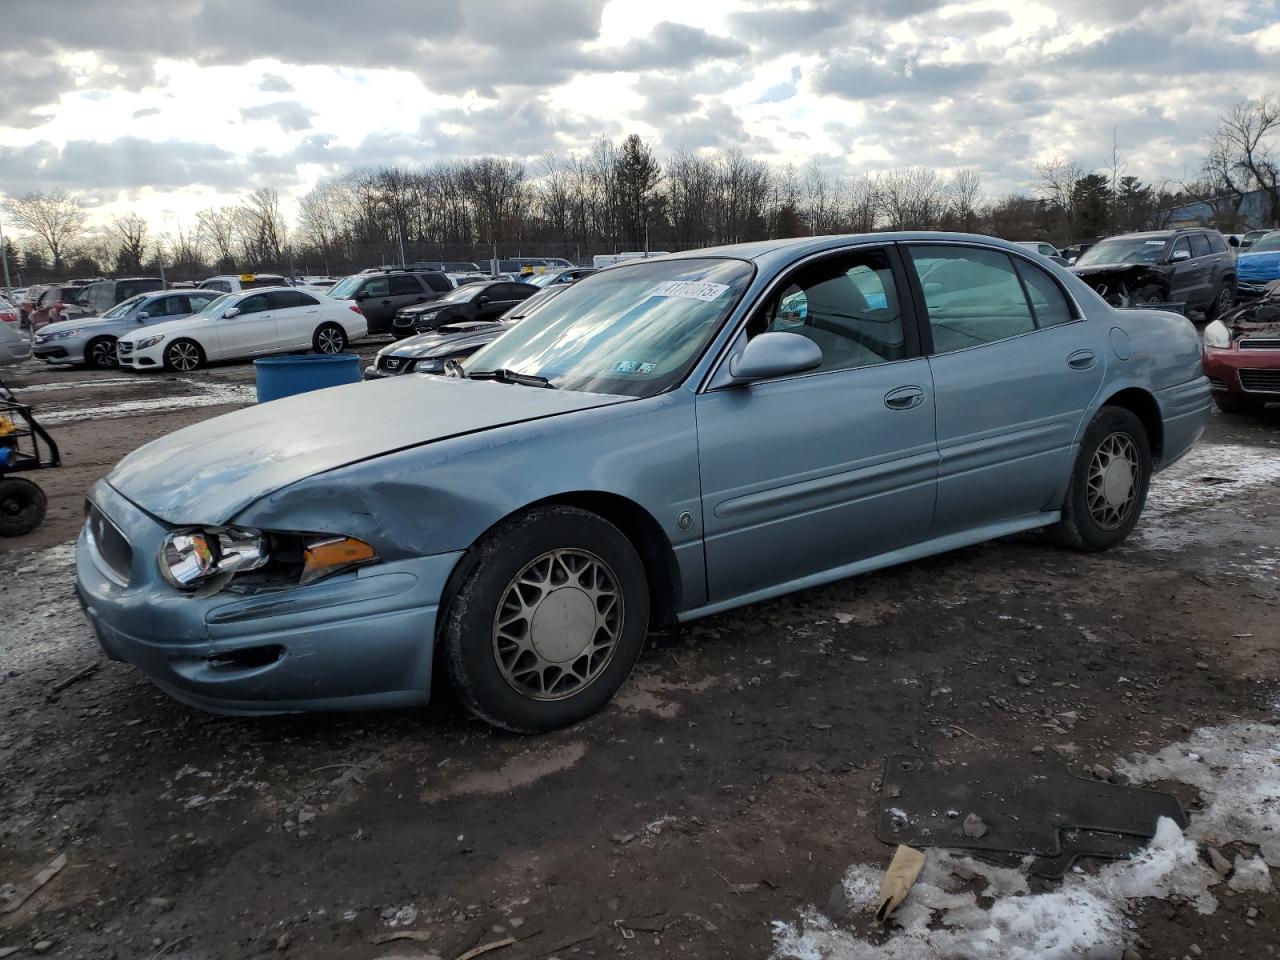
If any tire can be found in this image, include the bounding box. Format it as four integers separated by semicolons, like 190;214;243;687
442;505;650;733
85;336;118;370
163;339;204;372
0;477;47;537
1214;393;1262;415
1050;406;1152;552
1206;282;1234;321
313;323;347;354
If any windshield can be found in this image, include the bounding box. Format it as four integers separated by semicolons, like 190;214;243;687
527;271;566;288
465;257;753;398
326;275;362;299
1247;232;1280;254
1074;237;1167;267
101;294;145;320
195;294;231;316
501;285;564;321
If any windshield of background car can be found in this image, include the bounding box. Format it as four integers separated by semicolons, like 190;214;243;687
101;294;145;320
326;275;361;299
466;257;754;398
500;285;563;321
1247;233;1280;254
1074;238;1167;266
195;294;231;316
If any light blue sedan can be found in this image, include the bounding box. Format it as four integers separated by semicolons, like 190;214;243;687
76;234;1211;732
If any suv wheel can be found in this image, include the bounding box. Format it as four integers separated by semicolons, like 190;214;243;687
1207;283;1234;320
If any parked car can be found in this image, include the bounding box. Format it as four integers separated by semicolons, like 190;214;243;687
1014;241;1068;266
365;285;566;380
391;280;537;337
33;290;222;369
1240;229;1272;250
592;251;671;269
28;284;94;332
58;277;166;323
325;269;454;335
1069;228;1236;317
527;267;597;287
1203;287;1280;414
78;233;1210;731
115;287;367;372
0;295;19;328
410;261;490;285
0;318;32;366
198;274;289;294
1234;230;1280;301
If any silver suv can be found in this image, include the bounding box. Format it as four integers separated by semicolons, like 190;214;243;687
32;289;221;369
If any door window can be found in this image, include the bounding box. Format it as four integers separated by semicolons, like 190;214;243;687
1171;237;1192;260
748;248;905;373
268;290;310;309
188;294;218;312
363;278;391;298
1189;234;1212;258
907;246;1036;353
388;275;422;296
1013;260;1076;327
237;293;270;315
149;295;187;318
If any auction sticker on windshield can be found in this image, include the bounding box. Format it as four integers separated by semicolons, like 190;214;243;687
649;280;730;301
612;360;657;375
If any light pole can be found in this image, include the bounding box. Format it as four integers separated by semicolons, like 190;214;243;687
0;207;13;298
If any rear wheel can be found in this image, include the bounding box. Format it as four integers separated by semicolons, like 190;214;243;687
85;336;118;370
1214;393;1263;415
1050;406;1151;552
163;339;204;372
1207;282;1235;320
443;505;650;733
0;477;47;537
313;323;347;354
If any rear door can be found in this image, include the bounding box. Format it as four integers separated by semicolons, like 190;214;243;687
695;245;938;602
214;292;278;359
268;289;321;349
389;274;429;313
904;243;1105;535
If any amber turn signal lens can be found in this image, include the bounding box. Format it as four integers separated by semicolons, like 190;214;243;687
301;537;377;584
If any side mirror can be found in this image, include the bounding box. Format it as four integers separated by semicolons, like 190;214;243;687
135;313;149;323
223;307;241;318
477;296;490;305
1170;249;1191;263
1228;236;1240;247
728;332;823;383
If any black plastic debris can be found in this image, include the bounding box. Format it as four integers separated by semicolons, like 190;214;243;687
876;755;1188;879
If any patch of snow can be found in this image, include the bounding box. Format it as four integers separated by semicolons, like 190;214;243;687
1228;855;1273;893
40;381;255;423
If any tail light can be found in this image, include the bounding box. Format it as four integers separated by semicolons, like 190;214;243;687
349;305;363;316
0;311;16;323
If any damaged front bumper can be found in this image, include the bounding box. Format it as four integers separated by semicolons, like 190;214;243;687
1071;264;1175;308
75;480;460;715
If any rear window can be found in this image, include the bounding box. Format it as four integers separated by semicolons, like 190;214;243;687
1189;235;1212;258
201;279;232;292
422;273;453;293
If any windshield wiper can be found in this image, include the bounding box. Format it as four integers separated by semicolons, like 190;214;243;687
468;368;557;389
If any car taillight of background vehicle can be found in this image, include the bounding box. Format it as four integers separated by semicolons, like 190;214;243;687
349;305;363;315
0;310;17;323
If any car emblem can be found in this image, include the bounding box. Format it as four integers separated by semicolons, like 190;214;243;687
385;358;400;369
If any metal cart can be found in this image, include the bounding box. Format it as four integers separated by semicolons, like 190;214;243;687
0;378;61;537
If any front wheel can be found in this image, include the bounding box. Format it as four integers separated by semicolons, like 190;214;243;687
1207;282;1235;320
0;477;47;537
1050;406;1152;552
164;339;204;372
313;323;347;354
85;336;118;370
442;505;650;733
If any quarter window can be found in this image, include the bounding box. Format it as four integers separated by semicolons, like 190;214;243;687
908;246;1036;353
748;248;906;373
423;273;452;293
1013;260;1075;327
388;275;422;296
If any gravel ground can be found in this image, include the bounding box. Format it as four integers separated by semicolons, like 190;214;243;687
0;347;1277;960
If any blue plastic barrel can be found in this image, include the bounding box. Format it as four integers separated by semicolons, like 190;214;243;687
254;354;361;403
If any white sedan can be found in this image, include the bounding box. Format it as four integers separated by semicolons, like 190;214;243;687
117;287;367;372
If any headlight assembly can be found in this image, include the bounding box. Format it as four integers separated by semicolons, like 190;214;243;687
136;334;166;349
48;329;82;340
159;527;376;595
1203;320;1230;349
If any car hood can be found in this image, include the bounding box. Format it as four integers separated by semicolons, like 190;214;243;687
388;323;505;358
36;316;117;337
1070;262;1168;276
1238;251;1280;280
118;315;203;342
399;301;455;316
106;375;629;524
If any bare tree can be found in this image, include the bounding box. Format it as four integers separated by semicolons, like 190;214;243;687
237;187;286;266
945;168;984;232
3;189;88;271
197;206;239;272
1204;96;1280;225
109;213;149;273
1036;155;1087;235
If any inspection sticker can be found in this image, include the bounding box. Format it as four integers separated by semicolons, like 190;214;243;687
649;280;730;301
1144;240;1165;245
612;360;657;375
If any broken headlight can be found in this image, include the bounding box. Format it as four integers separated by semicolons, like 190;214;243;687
159;527;377;594
1203;320;1230;349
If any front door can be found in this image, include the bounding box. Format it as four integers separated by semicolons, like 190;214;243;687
696;246;938;602
215;292;278;359
903;243;1106;535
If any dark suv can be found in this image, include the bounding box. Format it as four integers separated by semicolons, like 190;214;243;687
1069;229;1236;318
59;277;165;323
326;269;453;334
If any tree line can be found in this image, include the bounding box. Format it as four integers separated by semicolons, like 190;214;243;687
3;96;1278;285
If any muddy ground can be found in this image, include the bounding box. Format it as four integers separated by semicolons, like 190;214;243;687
1;347;1278;960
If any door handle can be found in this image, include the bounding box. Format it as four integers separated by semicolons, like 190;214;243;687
884;385;925;410
1068;349;1096;370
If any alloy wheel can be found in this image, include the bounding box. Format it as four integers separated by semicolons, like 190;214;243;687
91;341;118;368
1086;432;1140;530
317;327;344;353
168;342;200;371
492;548;623;701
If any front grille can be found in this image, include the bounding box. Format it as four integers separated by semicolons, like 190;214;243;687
392;314;414;328
85;503;133;584
1239;369;1280;394
117;342;134;356
1240;338;1280;350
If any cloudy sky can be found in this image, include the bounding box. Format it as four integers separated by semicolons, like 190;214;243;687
1;0;1278;229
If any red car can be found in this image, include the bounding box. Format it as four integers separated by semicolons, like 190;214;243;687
1203;289;1280;414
